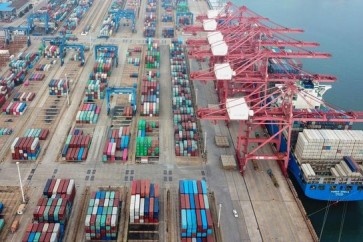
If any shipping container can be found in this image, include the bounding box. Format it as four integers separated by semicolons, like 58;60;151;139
179;180;213;239
170;39;199;157
130;180;159;223
84;190;120;240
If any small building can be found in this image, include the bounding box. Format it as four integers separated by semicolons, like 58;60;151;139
0;2;16;21
0;0;32;21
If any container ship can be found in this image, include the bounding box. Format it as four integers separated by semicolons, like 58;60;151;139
266;80;363;201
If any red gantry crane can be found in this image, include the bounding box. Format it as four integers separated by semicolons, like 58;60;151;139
185;4;363;175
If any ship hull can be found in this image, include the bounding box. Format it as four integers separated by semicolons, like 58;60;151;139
266;123;363;201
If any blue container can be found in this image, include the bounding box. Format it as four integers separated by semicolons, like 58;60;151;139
201;180;207;194
150;184;155;197
154;197;159;219
343;156;358;172
179;180;184;194
184;180;189;194
144;197;149;217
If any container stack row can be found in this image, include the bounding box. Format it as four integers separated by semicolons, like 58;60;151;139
141;38;160;116
84;190;121;240
11;137;40;160
36;64;52;71
268;58;299;74
94;46;117;77
136;119;159;157
175;1;193;27
13;92;36;102
295;129;363;161
85;80;107;101
130;180;159;223
43;45;60;58
1;52;40;109
143;0;157;37
99;13;117;38
76;103;100;124
170;39;199;156
1;71;16;92
28;73;46;81
161;0;174;38
22;179;76;242
179;180;214;241
2;101;27;115
61;1;93;35
61;129;92;161
141;70;160;116
0;86;9;107
102;126;131;162
0;203;4;232
23;128;49;140
125;0;141;20
145;39;160;68
0;128;13;136
48;79;70;96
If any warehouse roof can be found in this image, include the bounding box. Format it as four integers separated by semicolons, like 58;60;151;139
0;3;15;12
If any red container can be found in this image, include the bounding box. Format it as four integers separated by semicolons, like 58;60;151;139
180;194;185;209
194;194;200;210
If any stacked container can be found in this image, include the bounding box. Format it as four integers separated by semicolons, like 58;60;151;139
141;70;160;116
102;126;131;162
130;180;159;223
143;0;157;37
85;80;106;101
36;64;52;71
48;79;70;96
89;72;108;83
13;92;36;102
76;103;100;124
28;73;45;81
23;179;76;242
24;128;49;140
22;223;63;242
162;27;174;38
44;45;60;58
136;120;159;157
170;39;199;156
94;57;113;77
62;2;92;34
125;0;140;20
84;191;120;240
98;13;118;38
11;137;40;160
0;128;13;136
145;39;160;69
2;101;27;115
179;180;214;240
61;129;92;161
0;86;9;108
295;129;363;161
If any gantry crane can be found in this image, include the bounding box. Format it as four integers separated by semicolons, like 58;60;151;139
185;3;363;176
0;26;31;46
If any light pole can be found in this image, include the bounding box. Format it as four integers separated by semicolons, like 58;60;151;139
204;131;207;154
218;203;222;228
195;88;198;104
16;162;26;203
65;74;70;106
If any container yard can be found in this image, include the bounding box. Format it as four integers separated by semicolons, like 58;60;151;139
2;0;358;241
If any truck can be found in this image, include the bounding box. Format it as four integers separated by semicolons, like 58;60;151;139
10;220;19;233
17;204;26;215
267;169;279;187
